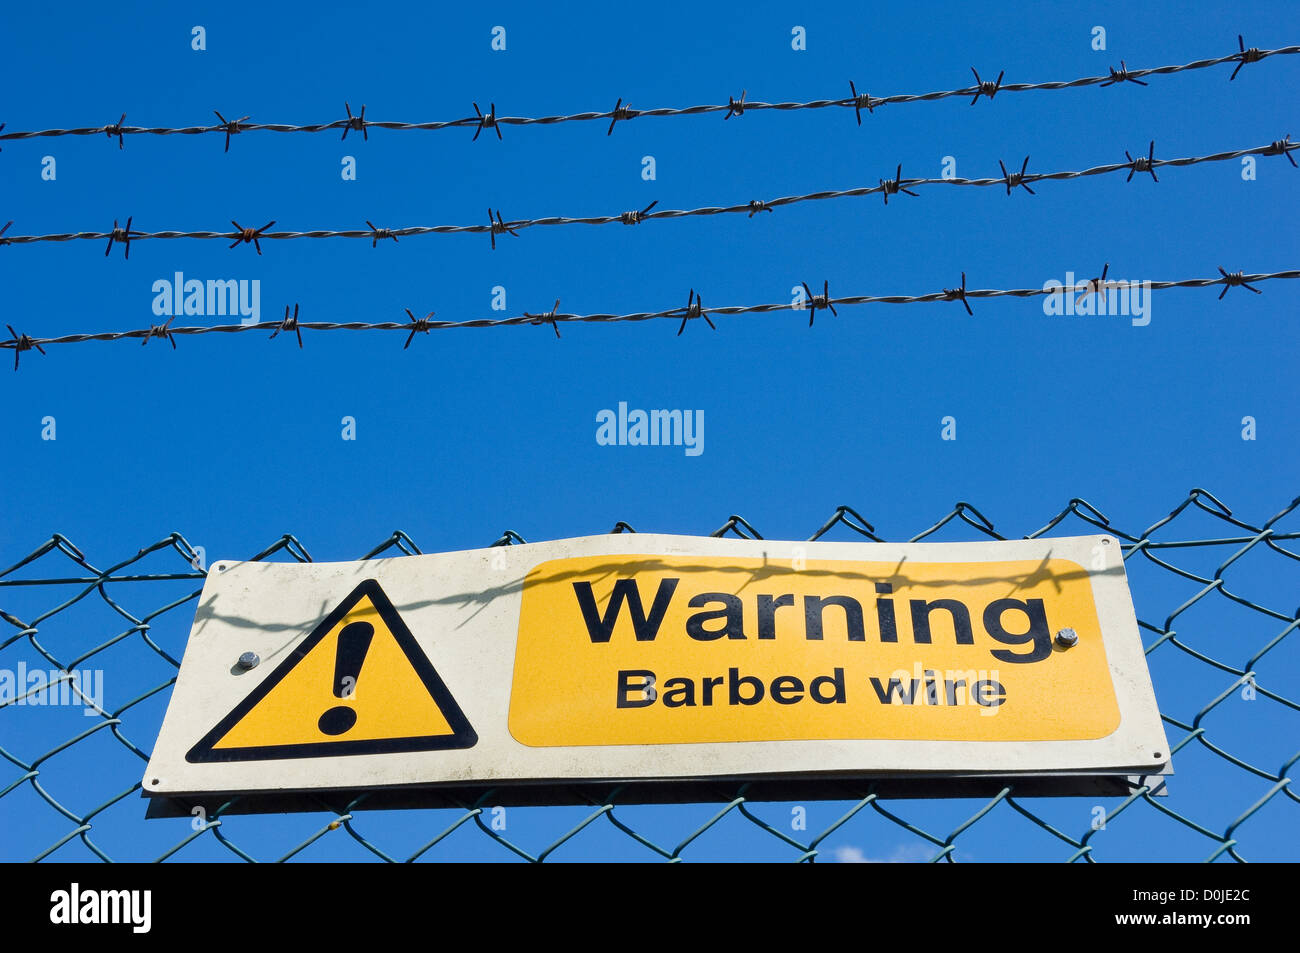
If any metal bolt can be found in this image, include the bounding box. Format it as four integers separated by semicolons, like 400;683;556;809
1055;628;1079;648
237;651;260;671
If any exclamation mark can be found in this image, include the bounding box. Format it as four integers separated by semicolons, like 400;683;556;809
318;620;374;736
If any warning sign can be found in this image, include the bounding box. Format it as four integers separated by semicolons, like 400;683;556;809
144;533;1169;808
186;580;476;762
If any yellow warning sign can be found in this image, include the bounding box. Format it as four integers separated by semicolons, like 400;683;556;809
187;580;475;762
508;555;1121;746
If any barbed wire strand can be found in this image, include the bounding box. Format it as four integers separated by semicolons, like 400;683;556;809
2;139;1296;254
0;39;1295;148
1;269;1294;362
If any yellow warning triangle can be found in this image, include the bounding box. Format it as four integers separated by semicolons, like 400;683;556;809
187;580;475;763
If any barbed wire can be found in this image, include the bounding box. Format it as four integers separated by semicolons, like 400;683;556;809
2;139;1295;257
1;490;1296;861
0;38;1294;151
2;268;1294;364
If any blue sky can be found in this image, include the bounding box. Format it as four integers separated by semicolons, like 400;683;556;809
1;0;1296;861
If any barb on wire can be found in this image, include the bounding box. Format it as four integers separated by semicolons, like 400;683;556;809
105;114;126;149
1101;60;1148;87
943;272;973;315
3;41;1297;150
3;268;1296;359
849;81;876;124
488;208;517;249
1217;267;1262;299
104;217;133;259
0;220;11;246
880;164;918;205
802;280;837;327
677;289;715;336
725;89;746;120
1127;141;1159;182
969;68;1003;104
342;102;367;141
403;308;433;348
525;299;562;338
1266;135;1297;167
270;304;303;348
999;156;1035;195
228;220;275;255
10;138;1294;256
607;98;635;135
620;201;657;225
473;102;500;141
6;324;43;371
1077;263;1112;306
213;110;248;152
144;318;176;349
1230;35;1264;80
366;220;397;248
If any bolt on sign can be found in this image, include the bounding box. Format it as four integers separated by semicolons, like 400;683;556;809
144;534;1170;814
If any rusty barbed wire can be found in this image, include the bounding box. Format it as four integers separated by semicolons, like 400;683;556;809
2;268;1295;362
1;40;1295;150
1;139;1295;255
1;490;1296;862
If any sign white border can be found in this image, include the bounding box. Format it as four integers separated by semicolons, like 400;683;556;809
145;533;1170;800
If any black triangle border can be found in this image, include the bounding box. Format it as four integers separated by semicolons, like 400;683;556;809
186;578;477;763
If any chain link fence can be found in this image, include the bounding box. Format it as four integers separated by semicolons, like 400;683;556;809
2;489;1296;862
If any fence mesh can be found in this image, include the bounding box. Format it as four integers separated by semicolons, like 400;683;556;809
2;489;1297;862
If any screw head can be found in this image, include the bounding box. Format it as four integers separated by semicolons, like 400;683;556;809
236;651;260;671
1055;628;1079;648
